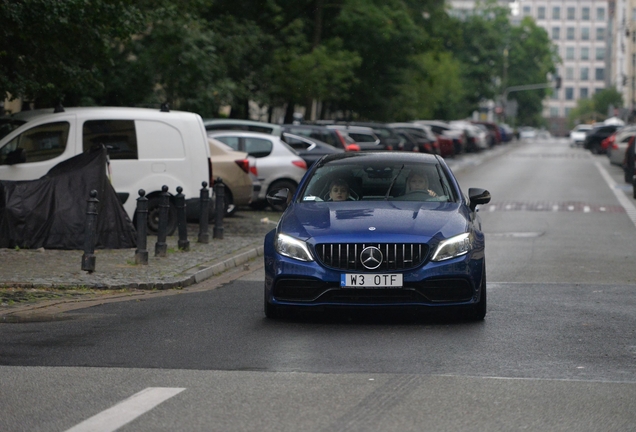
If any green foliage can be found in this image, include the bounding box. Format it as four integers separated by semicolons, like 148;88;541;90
567;88;623;127
0;0;557;124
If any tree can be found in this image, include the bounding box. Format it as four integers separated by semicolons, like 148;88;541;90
0;0;143;107
567;88;623;127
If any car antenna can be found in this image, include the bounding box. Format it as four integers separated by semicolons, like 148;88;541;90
54;102;65;113
160;102;170;112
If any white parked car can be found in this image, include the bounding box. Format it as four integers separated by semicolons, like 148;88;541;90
569;124;593;147
449;120;489;151
0;106;212;234
207;131;307;211
519;127;538;140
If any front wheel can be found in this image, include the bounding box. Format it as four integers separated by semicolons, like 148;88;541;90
147;197;177;235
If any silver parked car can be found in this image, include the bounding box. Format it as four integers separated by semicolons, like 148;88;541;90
208;131;307;211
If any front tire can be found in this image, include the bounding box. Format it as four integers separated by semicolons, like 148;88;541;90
147;197;177;235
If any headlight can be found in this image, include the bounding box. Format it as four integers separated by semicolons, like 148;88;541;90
275;233;314;262
431;233;472;262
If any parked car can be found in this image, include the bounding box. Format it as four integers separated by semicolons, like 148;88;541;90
281;132;344;168
325;125;386;151
569;124;593;147
343;122;403;150
518;126;537;140
583;124;622;154
413;120;466;155
203;118;282;136
263;151;491;320
606;126;636;168
0;106;213;234
281;124;357;151
473;121;502;145
207;131;307;211
388;123;441;155
207;137;257;216
449;120;489;152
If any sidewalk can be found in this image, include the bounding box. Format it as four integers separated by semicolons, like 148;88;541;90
0;209;278;292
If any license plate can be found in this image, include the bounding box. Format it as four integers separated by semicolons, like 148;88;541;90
341;274;403;288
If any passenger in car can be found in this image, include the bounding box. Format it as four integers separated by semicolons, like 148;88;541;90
405;172;437;197
328;179;351;201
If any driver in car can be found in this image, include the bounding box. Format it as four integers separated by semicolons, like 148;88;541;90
405;172;437;197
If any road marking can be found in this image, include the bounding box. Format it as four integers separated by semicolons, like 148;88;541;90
595;161;636;228
64;387;185;432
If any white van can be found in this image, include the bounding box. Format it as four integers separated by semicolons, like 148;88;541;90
0;106;213;233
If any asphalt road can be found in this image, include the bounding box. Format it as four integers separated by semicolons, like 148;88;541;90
2;138;636;432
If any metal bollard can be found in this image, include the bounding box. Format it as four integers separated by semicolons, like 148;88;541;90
213;178;225;239
155;185;169;257
176;186;190;251
198;181;210;244
81;190;99;273
134;189;149;265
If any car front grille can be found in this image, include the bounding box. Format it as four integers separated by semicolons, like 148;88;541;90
314;243;428;271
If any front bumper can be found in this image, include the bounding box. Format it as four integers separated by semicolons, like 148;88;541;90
264;236;485;310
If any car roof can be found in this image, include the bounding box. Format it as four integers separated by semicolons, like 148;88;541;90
5;106;200;121
203;118;282;135
316;151;440;166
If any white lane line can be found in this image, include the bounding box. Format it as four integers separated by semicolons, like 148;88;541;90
594;161;636;228
65;387;185;432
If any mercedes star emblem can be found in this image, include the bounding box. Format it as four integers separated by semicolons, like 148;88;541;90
360;246;383;270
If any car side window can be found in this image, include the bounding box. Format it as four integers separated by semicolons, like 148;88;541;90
83;120;138;159
245;137;273;158
0;121;70;165
214;136;240;151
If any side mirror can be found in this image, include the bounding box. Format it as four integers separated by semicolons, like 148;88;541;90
267;188;291;208
468;188;491;211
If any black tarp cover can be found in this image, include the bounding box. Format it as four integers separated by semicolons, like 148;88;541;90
0;146;136;249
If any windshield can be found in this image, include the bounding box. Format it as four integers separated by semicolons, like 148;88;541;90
299;160;456;203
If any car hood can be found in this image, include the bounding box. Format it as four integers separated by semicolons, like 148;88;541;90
277;201;470;244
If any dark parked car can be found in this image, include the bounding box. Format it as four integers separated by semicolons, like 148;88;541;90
345;122;403;151
281;124;355;151
263;151;492;320
584;124;622;154
281;132;344;167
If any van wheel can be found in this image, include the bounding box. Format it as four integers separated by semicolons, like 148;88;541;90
147;197;177;235
268;180;296;212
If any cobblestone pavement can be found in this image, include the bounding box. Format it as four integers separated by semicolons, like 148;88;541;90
0;209;279;291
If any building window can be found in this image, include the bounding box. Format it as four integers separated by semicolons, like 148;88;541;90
567;27;575;40
552;27;561;40
565;67;574;80
596;27;605;41
582;7;590;20
550;107;559;117
595;68;605;81
580;67;589;81
553;6;561;20
565;107;572;116
581;27;590;40
581;47;589;60
596;47;605;60
551;89;559;100
567;7;575;20
565;87;574;100
597;8;605;21
566;47;575;60
538;6;546;19
580;88;589;99
523;6;531;16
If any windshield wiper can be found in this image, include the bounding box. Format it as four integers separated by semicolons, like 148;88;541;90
435;164;450;199
384;164;404;200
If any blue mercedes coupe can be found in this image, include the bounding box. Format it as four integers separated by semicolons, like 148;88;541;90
263;152;491;320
